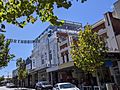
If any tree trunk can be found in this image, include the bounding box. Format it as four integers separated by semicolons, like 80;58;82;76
86;72;94;90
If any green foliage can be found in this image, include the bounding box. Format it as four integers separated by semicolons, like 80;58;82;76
16;58;27;80
71;25;107;73
0;0;86;68
0;76;4;82
0;34;15;69
0;0;87;27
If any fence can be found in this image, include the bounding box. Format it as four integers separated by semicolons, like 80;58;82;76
80;86;101;90
80;85;120;90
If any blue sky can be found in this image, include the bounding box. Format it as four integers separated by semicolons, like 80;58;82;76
0;0;116;77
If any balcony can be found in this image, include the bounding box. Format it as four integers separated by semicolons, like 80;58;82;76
98;28;107;35
59;61;74;69
33;64;58;71
47;65;59;72
59;39;68;46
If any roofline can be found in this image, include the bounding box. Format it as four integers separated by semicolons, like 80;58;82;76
92;19;105;28
34;20;82;41
113;0;120;6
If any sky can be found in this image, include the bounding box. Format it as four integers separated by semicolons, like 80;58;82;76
0;0;117;77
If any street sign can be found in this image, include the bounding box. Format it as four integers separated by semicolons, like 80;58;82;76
105;60;113;67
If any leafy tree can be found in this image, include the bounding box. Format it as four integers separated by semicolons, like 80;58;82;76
0;0;87;72
0;33;15;69
0;76;4;82
16;58;27;87
71;25;107;73
0;0;87;28
0;0;87;67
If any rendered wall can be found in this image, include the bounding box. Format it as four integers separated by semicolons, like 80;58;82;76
114;0;120;19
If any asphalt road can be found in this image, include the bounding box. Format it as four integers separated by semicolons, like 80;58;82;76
0;86;35;90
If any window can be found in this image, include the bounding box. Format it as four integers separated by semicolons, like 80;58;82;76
44;52;47;60
60;83;75;89
60;43;68;50
66;54;69;62
33;59;35;67
41;54;44;64
61;36;67;42
106;14;110;26
49;50;52;60
62;55;65;63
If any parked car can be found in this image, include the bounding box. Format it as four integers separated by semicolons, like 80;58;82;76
6;83;15;88
53;82;80;90
35;81;53;90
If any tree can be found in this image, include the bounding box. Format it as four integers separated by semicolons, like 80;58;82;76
0;33;15;69
0;0;87;67
0;0;87;28
71;25;107;73
0;75;4;82
0;0;87;68
16;58;27;87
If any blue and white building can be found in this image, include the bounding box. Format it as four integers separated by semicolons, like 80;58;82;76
29;20;82;86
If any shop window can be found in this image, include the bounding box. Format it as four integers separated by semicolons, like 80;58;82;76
112;61;118;67
35;73;38;83
116;75;120;85
114;68;120;75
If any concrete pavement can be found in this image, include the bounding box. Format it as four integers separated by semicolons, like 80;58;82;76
0;86;35;90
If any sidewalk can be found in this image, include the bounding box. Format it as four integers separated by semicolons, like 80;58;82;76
14;87;35;90
0;86;35;90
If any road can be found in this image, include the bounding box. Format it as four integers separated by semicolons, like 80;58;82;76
0;86;35;90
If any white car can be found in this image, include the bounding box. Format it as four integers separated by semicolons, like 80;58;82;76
35;81;53;90
53;82;80;90
6;83;15;88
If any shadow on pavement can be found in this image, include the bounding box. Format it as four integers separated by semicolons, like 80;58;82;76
14;88;33;90
15;89;29;90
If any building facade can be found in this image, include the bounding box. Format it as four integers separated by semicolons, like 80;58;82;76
114;0;120;19
28;21;82;87
12;0;120;87
92;11;120;86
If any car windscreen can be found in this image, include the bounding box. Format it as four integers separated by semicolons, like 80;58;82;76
42;82;49;85
60;83;75;89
